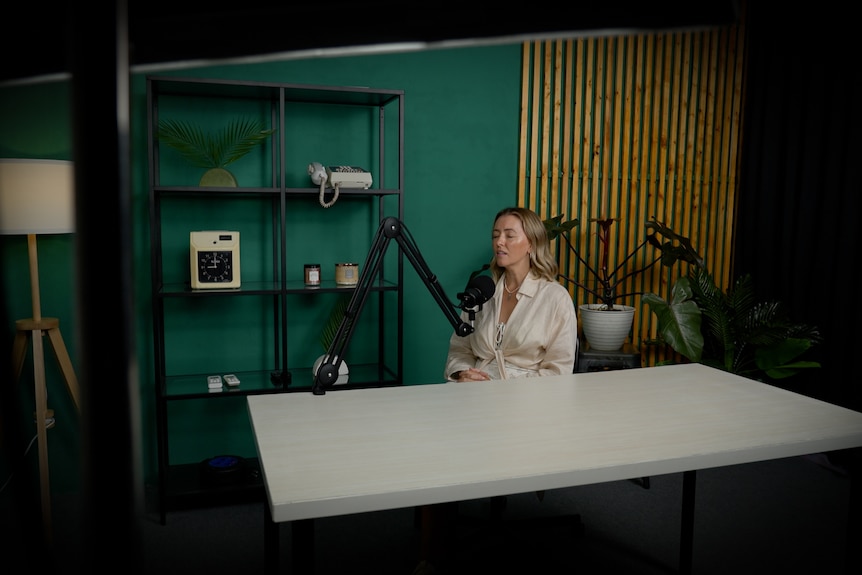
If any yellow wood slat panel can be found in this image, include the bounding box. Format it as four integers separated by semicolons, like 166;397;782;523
680;31;698;243
723;19;746;291
668;32;686;246
574;38;589;288
530;45;542;205
518;43;532;207
721;19;745;285
548;40;563;224
690;30;708;278
517;16;746;366
656;34;672;222
540;40;554;218
611;36;636;306
560;39;574;264
631;34;649;312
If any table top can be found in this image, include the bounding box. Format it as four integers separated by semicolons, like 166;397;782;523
248;363;862;523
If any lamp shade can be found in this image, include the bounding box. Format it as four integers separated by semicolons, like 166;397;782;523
0;158;75;235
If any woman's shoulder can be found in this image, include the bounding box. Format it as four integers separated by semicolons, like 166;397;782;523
533;276;573;300
532;274;567;290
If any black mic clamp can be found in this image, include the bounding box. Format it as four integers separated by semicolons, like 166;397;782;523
457;274;495;311
457;287;484;310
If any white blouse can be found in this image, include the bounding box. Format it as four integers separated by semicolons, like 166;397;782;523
444;274;578;380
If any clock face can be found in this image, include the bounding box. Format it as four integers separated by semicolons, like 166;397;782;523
197;251;233;283
190;230;240;289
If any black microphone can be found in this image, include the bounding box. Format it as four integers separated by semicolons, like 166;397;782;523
457;274;495;311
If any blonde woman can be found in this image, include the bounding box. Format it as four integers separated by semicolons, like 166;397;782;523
444;206;577;381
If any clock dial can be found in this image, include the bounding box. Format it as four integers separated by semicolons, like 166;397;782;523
197;251;233;283
190;230;240;289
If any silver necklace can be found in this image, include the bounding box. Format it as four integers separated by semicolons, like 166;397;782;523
503;277;521;299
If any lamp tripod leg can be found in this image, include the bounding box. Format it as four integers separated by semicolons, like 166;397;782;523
44;326;80;410
12;329;28;381
30;327;53;546
12;316;81;548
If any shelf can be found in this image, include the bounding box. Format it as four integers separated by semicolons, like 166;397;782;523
158;281;282;296
154;186;403;197
283;279;398;294
153;185;282;196
156;279;397;296
576;341;641;373
284;187;403;197
162;363;400;399
148;75;404;522
163;370;287;399
164;457;265;510
149;75;403;107
282;363;400;393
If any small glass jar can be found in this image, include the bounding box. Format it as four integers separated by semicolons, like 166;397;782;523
304;264;321;286
335;262;359;285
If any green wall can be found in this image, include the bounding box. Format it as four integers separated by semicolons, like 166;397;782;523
1;43;522;497
0;82;80;494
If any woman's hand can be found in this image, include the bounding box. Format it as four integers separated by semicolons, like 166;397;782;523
454;368;491;381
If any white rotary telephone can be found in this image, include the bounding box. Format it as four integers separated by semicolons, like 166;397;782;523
308;162;373;208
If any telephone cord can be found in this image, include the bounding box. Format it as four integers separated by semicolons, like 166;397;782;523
319;180;340;208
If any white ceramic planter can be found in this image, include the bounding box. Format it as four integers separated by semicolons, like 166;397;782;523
578;304;636;351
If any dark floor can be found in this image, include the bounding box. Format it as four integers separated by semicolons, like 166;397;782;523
37;451;854;574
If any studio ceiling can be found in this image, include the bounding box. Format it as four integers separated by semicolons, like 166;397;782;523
2;1;740;83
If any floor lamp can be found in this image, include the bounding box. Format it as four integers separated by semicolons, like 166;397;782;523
0;158;80;545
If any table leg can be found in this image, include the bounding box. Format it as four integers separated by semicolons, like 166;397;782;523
292;519;315;574
847;449;861;574
264;503;279;574
680;470;696;575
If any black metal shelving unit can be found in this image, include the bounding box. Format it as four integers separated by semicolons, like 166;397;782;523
147;76;404;523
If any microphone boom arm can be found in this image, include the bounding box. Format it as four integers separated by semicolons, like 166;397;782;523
312;216;473;395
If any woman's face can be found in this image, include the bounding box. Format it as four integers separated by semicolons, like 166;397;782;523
493;214;531;270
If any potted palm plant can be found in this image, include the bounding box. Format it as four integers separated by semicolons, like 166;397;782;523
157;117;276;186
643;265;821;381
543;215;702;351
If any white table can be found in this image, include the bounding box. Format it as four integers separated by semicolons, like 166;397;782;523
248;363;862;573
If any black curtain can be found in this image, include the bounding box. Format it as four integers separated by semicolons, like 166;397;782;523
735;2;861;410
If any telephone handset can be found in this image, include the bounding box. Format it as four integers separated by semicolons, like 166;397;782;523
308;162;373;208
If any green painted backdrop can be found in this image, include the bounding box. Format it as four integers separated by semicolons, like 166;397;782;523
0;43;522;495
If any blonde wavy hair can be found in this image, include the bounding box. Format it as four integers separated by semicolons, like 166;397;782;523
489;206;559;282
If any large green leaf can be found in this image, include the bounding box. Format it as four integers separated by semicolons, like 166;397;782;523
763;361;822;380
652;266;821;383
642;277;703;362
543;214;580;240
755;338;821;379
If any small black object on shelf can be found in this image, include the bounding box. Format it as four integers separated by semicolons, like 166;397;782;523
200;455;249;486
576;340;641;373
270;370;291;388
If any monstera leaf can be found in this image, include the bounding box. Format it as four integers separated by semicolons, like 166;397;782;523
642;278;703;362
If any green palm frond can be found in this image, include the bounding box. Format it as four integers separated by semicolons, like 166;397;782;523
158;118;276;169
320;294;352;352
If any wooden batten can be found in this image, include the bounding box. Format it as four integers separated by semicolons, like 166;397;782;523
518;14;746;366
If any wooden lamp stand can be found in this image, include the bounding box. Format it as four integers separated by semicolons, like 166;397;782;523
9;234;80;545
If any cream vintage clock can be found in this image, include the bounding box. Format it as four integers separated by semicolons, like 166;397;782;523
190;231;241;289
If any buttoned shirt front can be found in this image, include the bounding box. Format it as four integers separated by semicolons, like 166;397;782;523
444;273;577;380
